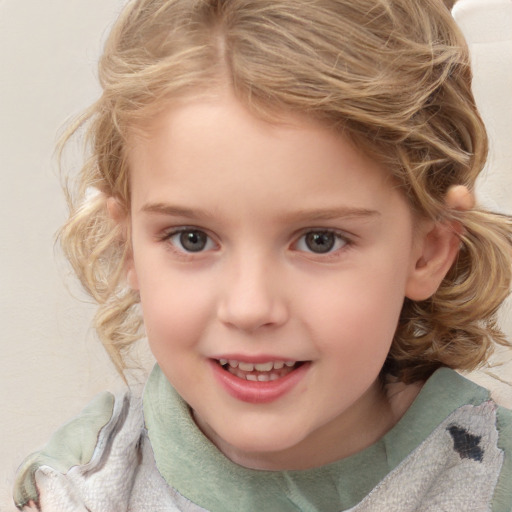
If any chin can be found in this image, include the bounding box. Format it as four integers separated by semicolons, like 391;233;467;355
206;419;311;466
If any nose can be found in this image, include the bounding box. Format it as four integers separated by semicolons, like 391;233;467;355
217;254;289;332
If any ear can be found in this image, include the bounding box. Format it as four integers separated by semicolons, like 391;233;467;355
125;265;140;291
106;195;126;223
405;219;461;301
107;197;139;291
406;185;474;301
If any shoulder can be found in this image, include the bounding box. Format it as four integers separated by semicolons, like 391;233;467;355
421;400;512;511
420;371;512;510
352;369;512;511
13;391;144;511
494;405;512;511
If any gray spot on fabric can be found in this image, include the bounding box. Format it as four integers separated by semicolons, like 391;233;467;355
447;425;484;462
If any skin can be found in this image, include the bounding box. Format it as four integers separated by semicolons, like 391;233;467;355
120;92;462;471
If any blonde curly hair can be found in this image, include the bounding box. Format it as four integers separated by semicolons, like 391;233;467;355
60;0;512;382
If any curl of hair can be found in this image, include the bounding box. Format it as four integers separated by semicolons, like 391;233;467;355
59;177;143;376
59;0;512;381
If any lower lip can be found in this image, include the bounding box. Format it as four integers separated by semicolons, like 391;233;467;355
209;360;310;404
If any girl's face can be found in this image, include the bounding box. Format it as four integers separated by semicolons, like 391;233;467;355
126;93;427;470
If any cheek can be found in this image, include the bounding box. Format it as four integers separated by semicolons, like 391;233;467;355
303;260;408;357
136;267;215;356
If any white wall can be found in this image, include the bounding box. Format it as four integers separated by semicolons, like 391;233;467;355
0;1;511;510
0;2;134;510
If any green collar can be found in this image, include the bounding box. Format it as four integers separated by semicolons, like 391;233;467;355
143;366;489;512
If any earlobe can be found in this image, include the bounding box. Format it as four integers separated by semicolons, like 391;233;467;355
107;196;126;222
405;221;461;301
126;266;139;290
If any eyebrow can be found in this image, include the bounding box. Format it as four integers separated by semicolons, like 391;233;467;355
140;202;380;222
140;203;214;220
283;207;381;223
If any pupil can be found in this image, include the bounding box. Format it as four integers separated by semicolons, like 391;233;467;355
180;231;207;252
305;232;335;253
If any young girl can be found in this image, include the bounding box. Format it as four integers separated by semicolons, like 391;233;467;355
13;0;512;510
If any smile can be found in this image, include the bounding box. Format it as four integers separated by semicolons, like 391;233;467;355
217;359;301;381
211;358;309;403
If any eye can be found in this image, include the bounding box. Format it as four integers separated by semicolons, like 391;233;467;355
295;230;348;254
166;229;215;253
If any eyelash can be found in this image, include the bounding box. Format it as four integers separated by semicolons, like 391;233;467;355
159;227;352;258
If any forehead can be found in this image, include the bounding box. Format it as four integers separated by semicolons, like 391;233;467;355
126;93;404;220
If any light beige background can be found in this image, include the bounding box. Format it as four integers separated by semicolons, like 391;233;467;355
1;0;511;510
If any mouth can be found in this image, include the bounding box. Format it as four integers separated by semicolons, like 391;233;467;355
210;358;310;403
215;359;306;382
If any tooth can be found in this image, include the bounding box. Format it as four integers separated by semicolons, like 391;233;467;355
229;360;239;368
257;374;270;382
219;359;228;365
285;361;295;367
255;362;273;372
246;374;258;381
273;362;284;370
269;373;279;381
238;362;255;371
